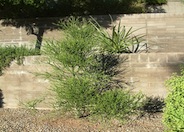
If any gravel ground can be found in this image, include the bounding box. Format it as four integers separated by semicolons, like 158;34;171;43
0;108;164;132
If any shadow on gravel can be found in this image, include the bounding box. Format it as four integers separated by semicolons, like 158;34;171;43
139;96;165;118
0;89;4;108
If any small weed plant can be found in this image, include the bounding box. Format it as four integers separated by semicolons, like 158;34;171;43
163;67;184;131
43;17;144;120
22;97;45;110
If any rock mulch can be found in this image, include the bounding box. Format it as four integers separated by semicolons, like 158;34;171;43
0;108;164;132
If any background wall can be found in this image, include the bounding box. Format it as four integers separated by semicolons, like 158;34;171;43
0;56;52;109
1;53;184;108
0;11;184;108
120;53;184;97
0;13;184;52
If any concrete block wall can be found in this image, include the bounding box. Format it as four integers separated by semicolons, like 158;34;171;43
0;18;63;48
0;26;35;47
0;9;184;108
162;0;184;13
0;13;184;52
119;53;184;98
0;56;53;108
0;54;184;108
114;13;184;52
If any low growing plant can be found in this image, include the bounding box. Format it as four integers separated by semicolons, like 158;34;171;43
0;45;40;75
22;97;45;110
94;89;143;120
163;67;184;132
92;19;146;54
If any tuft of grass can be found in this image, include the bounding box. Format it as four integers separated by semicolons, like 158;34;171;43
0;45;40;75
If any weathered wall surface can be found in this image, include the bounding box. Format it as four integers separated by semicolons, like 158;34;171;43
0;7;184;109
0;18;63;48
115;13;184;52
162;0;184;13
120;53;184;97
0;56;53;109
0;13;184;52
0;54;184;108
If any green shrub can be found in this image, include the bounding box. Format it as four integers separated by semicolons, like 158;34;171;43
43;17;144;120
94;89;143;120
0;46;40;75
54;75;99;117
146;0;167;5
163;68;184;131
43;17;100;117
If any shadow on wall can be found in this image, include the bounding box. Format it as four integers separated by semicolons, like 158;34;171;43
1;18;62;50
93;54;129;91
0;15;121;50
146;5;166;13
0;89;4;108
89;15;121;29
168;56;184;76
100;54;129;89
